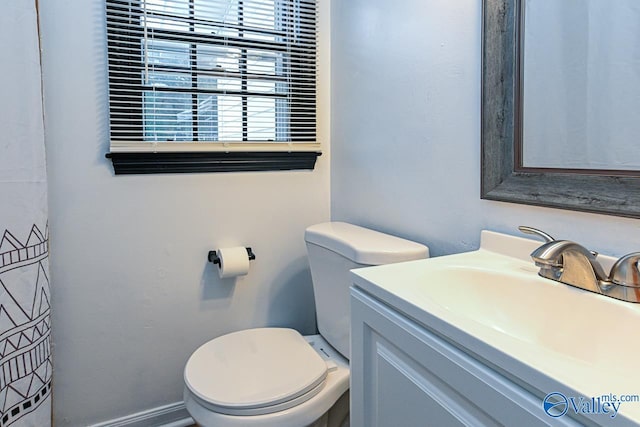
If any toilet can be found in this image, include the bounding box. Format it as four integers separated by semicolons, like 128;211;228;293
184;222;429;427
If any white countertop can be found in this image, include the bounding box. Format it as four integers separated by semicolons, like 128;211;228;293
350;230;640;426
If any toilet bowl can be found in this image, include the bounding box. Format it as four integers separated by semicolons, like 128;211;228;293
184;222;429;427
184;329;349;427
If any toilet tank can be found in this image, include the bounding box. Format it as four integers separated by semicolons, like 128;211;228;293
304;222;429;359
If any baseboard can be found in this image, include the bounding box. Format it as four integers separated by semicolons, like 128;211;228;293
88;401;194;427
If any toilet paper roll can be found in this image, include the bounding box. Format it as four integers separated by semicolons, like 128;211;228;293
217;247;251;278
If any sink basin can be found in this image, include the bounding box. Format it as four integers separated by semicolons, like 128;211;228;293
350;230;640;426
417;265;640;371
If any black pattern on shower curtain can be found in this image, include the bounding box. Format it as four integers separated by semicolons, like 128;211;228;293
0;224;52;426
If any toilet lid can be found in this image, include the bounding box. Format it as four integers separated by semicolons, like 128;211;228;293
184;328;328;415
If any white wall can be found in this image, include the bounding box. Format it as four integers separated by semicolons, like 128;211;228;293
523;0;640;170
39;0;330;425
331;0;640;259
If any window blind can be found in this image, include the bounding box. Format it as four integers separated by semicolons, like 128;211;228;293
105;0;318;153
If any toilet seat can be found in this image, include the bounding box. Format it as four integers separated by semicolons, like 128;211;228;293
184;328;329;416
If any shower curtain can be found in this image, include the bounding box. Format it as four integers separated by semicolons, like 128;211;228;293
0;1;52;426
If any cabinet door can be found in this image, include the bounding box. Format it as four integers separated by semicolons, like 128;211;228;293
350;288;581;427
358;330;489;427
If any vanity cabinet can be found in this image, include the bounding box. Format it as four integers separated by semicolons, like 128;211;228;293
350;288;579;427
348;231;639;426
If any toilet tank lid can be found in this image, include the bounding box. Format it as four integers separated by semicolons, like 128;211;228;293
305;222;429;265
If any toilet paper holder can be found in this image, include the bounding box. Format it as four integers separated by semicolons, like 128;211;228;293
208;247;256;265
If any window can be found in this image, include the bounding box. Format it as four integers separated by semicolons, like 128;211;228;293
105;0;320;174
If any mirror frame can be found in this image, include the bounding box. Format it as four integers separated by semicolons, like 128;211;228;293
481;0;640;218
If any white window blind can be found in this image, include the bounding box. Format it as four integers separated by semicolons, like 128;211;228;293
105;0;318;153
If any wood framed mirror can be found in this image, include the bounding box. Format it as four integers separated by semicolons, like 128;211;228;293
481;0;640;218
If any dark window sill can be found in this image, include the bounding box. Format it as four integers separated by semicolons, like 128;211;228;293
105;151;321;175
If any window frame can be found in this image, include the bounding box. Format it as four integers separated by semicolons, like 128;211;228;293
105;0;320;174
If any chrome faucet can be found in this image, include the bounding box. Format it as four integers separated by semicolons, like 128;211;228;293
519;226;640;303
531;240;608;294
